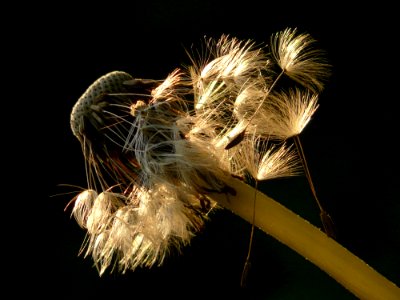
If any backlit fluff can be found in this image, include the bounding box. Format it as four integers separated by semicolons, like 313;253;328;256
68;28;329;275
237;134;301;181
270;27;331;93
251;89;320;139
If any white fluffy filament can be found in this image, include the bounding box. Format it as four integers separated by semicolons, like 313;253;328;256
270;27;331;92
254;89;319;139
238;135;301;181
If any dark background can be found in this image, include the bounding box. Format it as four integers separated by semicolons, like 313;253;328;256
16;1;398;299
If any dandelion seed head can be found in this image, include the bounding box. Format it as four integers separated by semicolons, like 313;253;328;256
68;28;330;275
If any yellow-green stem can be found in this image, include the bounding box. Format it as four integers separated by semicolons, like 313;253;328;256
209;177;400;300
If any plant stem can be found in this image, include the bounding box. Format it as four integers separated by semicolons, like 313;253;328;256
208;176;400;300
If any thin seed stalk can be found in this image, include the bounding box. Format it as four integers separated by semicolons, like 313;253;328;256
208;176;400;300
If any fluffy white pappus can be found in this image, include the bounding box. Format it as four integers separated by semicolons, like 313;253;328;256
238;135;301;181
178;110;242;176
270;27;331;93
200;35;267;81
187;35;270;110
252;89;319;139
76;183;204;275
120;70;235;194
72;189;98;229
85;192;126;235
123;73;189;177
124;98;231;195
194;78;227;111
175;140;225;190
151;69;189;104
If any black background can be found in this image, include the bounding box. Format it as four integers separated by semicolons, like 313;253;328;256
14;1;399;299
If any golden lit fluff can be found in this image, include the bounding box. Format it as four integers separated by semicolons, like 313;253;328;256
68;28;330;276
79;183;203;275
253;88;319;140
187;35;269;110
270;27;331;93
237;134;300;181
